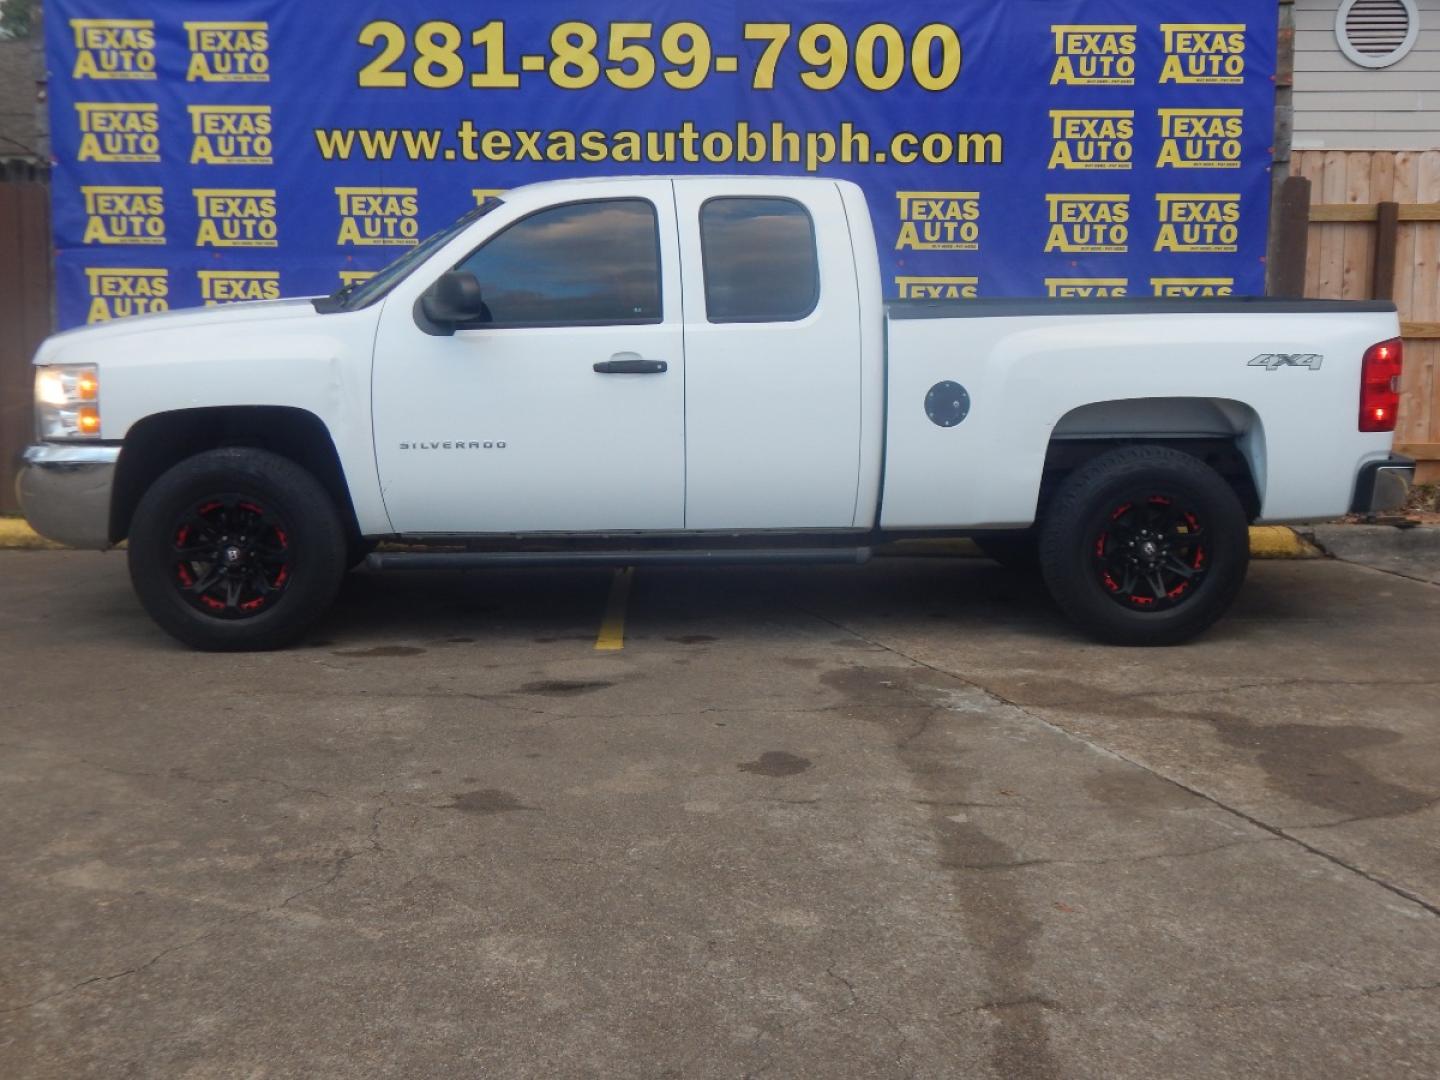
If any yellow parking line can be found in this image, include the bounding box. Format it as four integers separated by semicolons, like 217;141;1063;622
595;568;634;651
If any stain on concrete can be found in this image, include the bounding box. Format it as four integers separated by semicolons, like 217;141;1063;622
443;637;476;645
820;665;918;711
1083;769;1195;814
739;751;813;777
780;657;821;670
1206;716;1428;821
1014;676;1433;824
668;634;718;645
332;645;426;658
821;663;1062;1080
518;679;613;696
440;789;537;814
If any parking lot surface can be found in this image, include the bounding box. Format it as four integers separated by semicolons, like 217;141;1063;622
2;550;1439;1079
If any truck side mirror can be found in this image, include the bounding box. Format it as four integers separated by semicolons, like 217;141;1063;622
415;271;487;336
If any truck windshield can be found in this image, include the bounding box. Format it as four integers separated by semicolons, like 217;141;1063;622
313;197;504;313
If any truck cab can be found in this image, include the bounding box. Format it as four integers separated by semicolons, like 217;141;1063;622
368;176;881;535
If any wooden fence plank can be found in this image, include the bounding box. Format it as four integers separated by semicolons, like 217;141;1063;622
1342;152;1373;299
0;187;29;514
1392;152;1420;335
1269;176;1311;297
1413;153;1440;446
1370;151;1397;205
1296;151;1326;297
1318;151;1349;299
1374;202;1400;301
1309;203;1440;222
0;183;56;515
1391;159;1427;451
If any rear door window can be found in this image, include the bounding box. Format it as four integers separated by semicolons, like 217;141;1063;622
699;197;819;323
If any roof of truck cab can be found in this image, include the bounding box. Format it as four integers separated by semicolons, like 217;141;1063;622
501;174;848;197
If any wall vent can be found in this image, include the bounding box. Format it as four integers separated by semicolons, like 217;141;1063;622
1335;0;1420;68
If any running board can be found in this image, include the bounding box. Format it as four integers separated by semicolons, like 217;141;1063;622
365;547;873;572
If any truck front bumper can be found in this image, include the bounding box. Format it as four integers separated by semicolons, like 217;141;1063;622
15;443;121;549
1350;454;1414;515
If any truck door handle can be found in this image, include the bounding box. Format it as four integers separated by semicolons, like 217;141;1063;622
593;353;667;374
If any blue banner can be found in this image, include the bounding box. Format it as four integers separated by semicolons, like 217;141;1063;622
47;0;1278;328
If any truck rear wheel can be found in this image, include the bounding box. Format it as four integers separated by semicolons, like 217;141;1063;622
127;448;347;651
1039;446;1249;646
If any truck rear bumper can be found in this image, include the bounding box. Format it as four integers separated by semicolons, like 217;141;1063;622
1351;454;1414;515
16;443;121;549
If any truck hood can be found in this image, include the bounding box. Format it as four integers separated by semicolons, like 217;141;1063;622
35;298;327;365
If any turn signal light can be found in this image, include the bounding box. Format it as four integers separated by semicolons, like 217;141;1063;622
35;364;103;440
1359;338;1402;433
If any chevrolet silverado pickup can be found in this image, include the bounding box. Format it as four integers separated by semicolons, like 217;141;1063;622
18;175;1413;650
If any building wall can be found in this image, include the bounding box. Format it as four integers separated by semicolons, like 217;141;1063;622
1293;0;1440;150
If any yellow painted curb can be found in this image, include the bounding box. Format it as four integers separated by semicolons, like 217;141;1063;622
0;518;65;550
1248;525;1322;559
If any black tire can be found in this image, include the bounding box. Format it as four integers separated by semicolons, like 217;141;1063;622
1039;446;1249;646
127;448;347;651
974;532;1040;572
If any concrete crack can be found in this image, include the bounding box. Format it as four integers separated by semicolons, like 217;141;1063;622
1025;676;1440;711
825;965;861;1011
0;742;342;803
1290;794;1440;831
1;795;391;1015
947;995;1063;1016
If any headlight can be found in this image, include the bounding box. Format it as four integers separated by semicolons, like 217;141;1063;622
35;364;102;439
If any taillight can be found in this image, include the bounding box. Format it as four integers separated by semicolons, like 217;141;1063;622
1359;338;1402;432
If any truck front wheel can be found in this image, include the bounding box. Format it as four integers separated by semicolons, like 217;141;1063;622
1039;446;1249;646
127;448;347;651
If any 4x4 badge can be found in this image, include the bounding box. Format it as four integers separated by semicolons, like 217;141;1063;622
1249;353;1323;371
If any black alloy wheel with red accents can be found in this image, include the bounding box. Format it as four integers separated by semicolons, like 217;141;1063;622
171;496;293;618
1092;494;1208;610
128;448;347;651
1039;445;1250;646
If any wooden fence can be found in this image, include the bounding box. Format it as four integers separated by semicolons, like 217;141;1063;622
0;182;53;514
1290;149;1440;483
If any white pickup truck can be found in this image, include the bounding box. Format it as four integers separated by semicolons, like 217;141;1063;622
19;175;1412;650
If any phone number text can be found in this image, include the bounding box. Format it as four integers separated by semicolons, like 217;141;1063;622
357;20;964;93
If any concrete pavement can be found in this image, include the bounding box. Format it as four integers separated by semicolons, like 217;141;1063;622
1;551;1437;1078
1304;523;1440;585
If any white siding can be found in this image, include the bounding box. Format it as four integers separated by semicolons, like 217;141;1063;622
1293;0;1440;150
